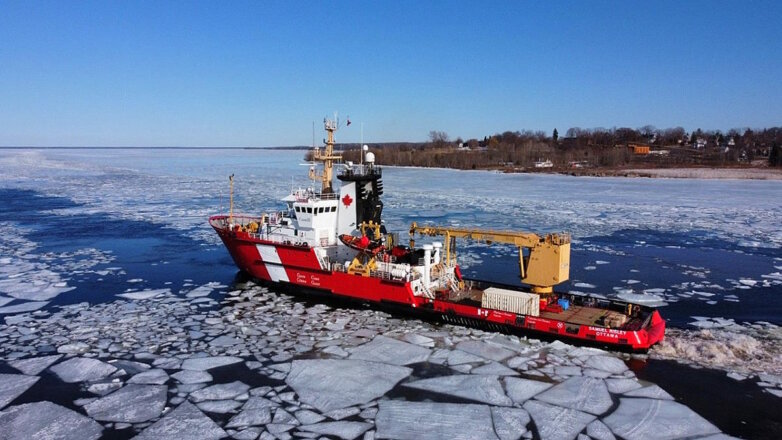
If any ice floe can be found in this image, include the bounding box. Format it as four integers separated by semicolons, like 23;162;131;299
376;400;498;440
134;401;227;440
286;359;411;412
84;384;167;423
603;398;720;440
189;381;250;402
455;339;515;362
534;376;613;415
181;355;243;371
117;288;171;300
348;335;430;365
298;421;373;439
49;357;117;383
504;377;553;403
491;406;530;440
0;301;49;314
403;374;512;406
0;401;103;440
0;374;39;410
523;400;596;440
7;354;61;375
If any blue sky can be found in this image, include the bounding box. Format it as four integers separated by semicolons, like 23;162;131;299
1;1;780;147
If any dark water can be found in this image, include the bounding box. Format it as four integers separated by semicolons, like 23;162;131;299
634;360;782;440
0;188;235;307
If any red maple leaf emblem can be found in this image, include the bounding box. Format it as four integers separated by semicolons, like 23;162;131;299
341;194;353;207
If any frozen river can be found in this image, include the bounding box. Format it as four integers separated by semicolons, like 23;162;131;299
0;148;780;439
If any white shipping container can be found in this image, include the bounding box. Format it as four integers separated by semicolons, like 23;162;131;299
481;287;540;317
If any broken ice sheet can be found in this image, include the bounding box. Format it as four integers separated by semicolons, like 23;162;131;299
534;376;612;415
84;384;167;423
181;355;243;371
503;377;553;404
375;400;498;440
603;397;721;440
49;357;117;383
348;335;430;365
491;407;530;440
455;339;515;362
0;300;49;314
116;288;171;300
403;374;512;406
0;401;103;440
297;421;373;439
189;381;250;402
8;354;62;375
286;359;411;412
523;400;596;440
134;400;227;440
0;374;40;410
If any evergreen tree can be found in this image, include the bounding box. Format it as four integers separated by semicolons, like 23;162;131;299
552;128;559;142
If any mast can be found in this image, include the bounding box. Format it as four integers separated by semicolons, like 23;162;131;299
229;174;234;224
308;116;343;193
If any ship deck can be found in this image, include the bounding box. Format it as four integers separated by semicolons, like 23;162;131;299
538;306;626;327
448;287;641;330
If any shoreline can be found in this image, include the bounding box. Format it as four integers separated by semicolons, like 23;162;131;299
564;167;782;180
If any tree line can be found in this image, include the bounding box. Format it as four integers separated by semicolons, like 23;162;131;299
306;126;782;169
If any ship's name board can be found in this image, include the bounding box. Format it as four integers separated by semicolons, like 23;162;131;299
587;326;627;339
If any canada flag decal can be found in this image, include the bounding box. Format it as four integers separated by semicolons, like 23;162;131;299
341;194;353;207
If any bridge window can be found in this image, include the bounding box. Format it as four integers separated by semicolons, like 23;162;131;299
331;206;337;212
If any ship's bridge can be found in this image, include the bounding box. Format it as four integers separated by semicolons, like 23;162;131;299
285;189;340;246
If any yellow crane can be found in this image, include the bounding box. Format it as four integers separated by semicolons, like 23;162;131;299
409;222;571;294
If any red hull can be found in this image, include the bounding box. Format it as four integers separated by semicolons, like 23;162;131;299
212;216;665;351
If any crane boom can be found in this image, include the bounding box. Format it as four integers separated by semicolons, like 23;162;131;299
409;222;571;294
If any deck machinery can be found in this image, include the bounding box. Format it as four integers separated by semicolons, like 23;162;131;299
210;117;665;350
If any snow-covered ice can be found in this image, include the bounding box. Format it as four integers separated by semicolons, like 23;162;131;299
84;384;167;423
0;374;39;410
455;339;515;362
226;406;272;428
523;400;596;440
603;397;721;440
127;368;169;385
7;354;61;376
0;401;103;440
403;374;512;406
286;359;411;412
534;377;613;415
348;335;430;365
116;288;170;300
181;355;243;371
49;357;117;383
375;400;498;440
298;421;373;439
504;377;553;403
171;369;212;384
134;401;227;440
189;381;250;402
584;356;628;375
491;407;530;440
